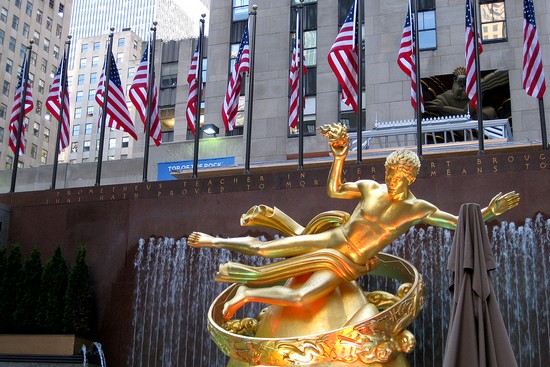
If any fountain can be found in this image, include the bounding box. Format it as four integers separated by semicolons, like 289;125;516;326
129;214;549;366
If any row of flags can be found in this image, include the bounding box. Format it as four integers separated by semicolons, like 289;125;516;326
8;0;547;158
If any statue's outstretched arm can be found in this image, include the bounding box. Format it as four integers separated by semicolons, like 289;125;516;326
481;191;520;221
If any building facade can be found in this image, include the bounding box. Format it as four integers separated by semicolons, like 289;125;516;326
0;0;72;170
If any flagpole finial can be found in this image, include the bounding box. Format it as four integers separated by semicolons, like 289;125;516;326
201;13;206;18
252;4;258;10
67;35;72;40
29;39;34;46
110;27;115;33
153;21;158;27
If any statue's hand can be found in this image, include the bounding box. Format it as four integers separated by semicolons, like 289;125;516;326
319;123;349;157
488;191;520;216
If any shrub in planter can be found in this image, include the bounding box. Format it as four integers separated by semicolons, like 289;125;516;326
37;245;68;333
0;244;23;333
14;248;43;333
63;245;94;337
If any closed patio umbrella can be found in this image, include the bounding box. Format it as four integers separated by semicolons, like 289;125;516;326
443;203;517;367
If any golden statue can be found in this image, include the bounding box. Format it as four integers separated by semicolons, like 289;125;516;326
189;123;519;366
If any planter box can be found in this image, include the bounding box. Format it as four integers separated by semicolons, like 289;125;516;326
0;335;91;356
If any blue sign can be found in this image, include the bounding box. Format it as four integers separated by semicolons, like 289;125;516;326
157;157;236;181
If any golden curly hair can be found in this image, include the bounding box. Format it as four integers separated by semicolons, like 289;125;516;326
384;149;421;181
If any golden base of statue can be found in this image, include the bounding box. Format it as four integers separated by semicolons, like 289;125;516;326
207;253;424;366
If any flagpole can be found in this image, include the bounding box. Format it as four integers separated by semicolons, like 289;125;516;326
95;28;115;186
470;0;484;154
142;22;158;182
356;0;363;164
539;98;548;150
412;0;423;157
297;2;305;169
51;36;71;189
244;5;258;174
10;40;34;193
192;15;206;178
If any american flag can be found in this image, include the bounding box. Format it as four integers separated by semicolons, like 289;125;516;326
397;6;424;112
522;0;546;99
222;25;250;132
96;52;138;140
289;12;307;129
465;0;483;109
186;36;201;136
328;0;359;113
9;54;34;155
46;53;71;152
129;42;162;146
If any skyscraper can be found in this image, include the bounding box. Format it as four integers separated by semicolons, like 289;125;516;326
69;0;210;43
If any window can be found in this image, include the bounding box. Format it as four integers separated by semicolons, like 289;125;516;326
74;107;82;118
0;127;3;141
30;51;37;66
46;16;52;31
23;23;30;38
232;0;248;21
31;144;38;159
127;67;135;79
43;38;50;52
15;0;22;8
90;72;97;84
35;100;42;115
85;122;92;133
58;3;64;17
49;0;54;9
41;149;47;163
407;0;437;50
80;58;87;69
5;59;13;74
67;75;73;87
160;63;178;88
122;136;129;148
88;89;95;100
33;30;40;45
116;52;124;63
33;122;40;136
81;43;88;53
56;24;62;38
93;41;100;51
0;29;4;45
72;125;80;136
160;108;175;140
25;1;33;16
40;58;47;72
2;81;10;97
1;8;7;23
0;104;6;119
9;37;16;52
109;138;116;149
12;15;19;31
76;91;83;102
53;45;60;59
83;140;90;152
71;142;78;153
133;40;138;50
118;38;125;47
20;44;27;59
91;56;99;67
77;74;85;85
43;127;50;142
6;156;13;170
480;0;506;42
36;9;42;23
38;79;45;94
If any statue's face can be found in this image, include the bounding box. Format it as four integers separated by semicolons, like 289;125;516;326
385;166;410;197
452;75;467;100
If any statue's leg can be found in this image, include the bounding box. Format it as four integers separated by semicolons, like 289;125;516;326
222;270;342;319
189;231;337;258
